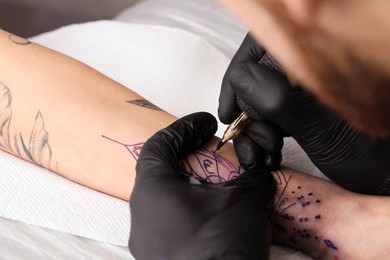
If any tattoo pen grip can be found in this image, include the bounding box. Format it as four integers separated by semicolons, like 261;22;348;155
236;53;284;120
215;53;283;152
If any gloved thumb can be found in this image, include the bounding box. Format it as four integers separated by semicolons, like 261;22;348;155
229;60;291;120
136;112;218;181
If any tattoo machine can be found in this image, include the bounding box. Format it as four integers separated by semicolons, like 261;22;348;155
214;53;284;153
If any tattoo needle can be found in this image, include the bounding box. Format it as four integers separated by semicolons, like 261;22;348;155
213;111;251;153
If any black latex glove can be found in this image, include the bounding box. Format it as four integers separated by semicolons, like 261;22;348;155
219;33;390;195
129;112;275;260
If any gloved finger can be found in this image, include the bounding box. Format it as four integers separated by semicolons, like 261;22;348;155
136;112;218;182
233;33;267;63
233;120;284;170
233;133;282;171
218;33;266;124
265;151;282;171
233;134;267;170
243;120;286;154
229;60;291;121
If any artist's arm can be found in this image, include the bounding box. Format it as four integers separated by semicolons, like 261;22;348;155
0;29;243;201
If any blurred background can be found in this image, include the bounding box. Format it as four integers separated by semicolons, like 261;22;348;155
0;0;137;37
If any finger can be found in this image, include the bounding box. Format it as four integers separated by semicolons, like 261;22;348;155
243;121;285;154
136;112;217;180
242;121;284;170
233;132;282;171
229;61;291;120
231;33;267;64
264;151;282;171
233;120;284;170
219;72;241;124
218;33;266;124
233;134;267;170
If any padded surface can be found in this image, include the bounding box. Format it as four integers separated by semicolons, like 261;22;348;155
115;0;248;59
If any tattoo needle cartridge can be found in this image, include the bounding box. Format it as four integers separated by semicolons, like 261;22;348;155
214;111;252;153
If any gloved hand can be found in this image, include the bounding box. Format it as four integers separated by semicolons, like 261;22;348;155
219;33;390;195
129;112;275;260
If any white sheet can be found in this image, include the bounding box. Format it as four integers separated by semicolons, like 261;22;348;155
115;0;248;59
0;218;131;259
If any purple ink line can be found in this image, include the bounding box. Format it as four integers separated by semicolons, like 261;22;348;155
101;135;144;161
275;174;292;210
282;203;297;211
102;135;241;183
324;239;338;251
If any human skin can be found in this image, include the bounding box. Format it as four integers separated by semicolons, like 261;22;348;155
270;167;390;259
1;29;390;259
0;29;243;201
219;0;390;136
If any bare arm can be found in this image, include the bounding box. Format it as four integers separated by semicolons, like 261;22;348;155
3;29;390;260
0;29;241;200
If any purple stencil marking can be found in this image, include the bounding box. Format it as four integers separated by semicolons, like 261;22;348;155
282;203;296;211
324;239;338;250
101;135;144;160
180;147;242;182
281;214;295;221
214;153;224;163
279;198;288;207
102;135;241;182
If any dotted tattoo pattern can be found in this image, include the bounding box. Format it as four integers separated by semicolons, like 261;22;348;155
271;170;339;258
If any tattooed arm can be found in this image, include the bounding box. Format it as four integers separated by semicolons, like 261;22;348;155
0;29;243;200
2;29;390;260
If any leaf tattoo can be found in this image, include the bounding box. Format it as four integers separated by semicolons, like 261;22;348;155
19;111;52;167
0;81;54;169
0;82;12;149
8;34;31;45
127;99;162;111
